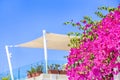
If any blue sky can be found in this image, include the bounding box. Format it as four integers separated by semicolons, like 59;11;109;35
0;0;119;73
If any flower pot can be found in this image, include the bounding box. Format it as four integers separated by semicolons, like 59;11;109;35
27;73;32;78
31;73;36;77
59;70;67;74
35;71;43;76
48;70;59;74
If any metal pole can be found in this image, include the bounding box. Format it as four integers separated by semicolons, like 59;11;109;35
5;45;14;80
43;30;48;74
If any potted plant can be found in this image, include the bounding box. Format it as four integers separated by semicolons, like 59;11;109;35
31;66;36;77
59;64;67;74
27;70;32;78
48;64;60;74
35;64;43;76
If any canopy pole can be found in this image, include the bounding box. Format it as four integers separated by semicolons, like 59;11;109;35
43;30;48;74
5;45;14;80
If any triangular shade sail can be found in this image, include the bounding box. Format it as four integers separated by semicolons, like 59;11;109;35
16;33;71;50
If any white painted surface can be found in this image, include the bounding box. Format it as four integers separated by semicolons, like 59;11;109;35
26;74;68;80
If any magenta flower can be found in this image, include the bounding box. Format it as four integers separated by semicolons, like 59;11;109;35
66;5;120;80
76;22;80;26
83;20;86;24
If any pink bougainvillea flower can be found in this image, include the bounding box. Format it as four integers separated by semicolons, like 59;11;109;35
76;22;81;26
66;5;120;80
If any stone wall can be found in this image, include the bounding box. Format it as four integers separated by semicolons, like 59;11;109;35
26;74;68;80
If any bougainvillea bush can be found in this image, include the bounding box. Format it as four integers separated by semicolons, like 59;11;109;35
65;5;120;80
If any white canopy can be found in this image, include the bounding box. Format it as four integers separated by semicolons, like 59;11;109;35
16;32;71;50
5;31;72;80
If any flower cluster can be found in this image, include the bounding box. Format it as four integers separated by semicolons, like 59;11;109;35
66;5;120;80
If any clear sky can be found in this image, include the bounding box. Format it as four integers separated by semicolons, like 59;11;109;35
0;0;119;73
